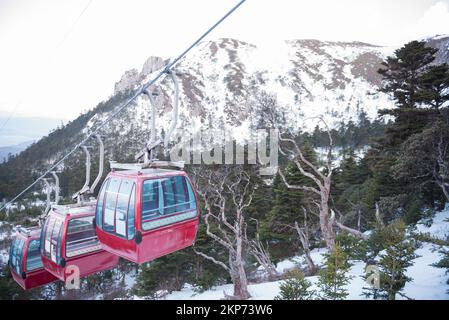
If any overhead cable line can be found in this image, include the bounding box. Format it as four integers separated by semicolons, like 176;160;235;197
0;0;247;212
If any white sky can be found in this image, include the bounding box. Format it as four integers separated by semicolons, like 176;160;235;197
0;0;448;121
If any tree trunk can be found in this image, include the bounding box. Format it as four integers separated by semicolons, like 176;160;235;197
233;233;250;299
437;181;449;202
294;221;316;275
320;189;336;251
232;267;250;300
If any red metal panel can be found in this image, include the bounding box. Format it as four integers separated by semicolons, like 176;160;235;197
41;254;64;279
136;218;199;264
97;231;138;263
11;267;59;291
42;209;120;282
96;170;200;265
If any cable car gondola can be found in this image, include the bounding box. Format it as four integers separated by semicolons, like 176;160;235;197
40;203;119;281
95;166;199;264
39;135;119;281
9;227;58;290
9;174;60;290
95;71;200;264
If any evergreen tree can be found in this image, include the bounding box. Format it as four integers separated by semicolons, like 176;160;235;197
416;63;449;109
333;152;371;228
317;244;352;300
133;251;193;298
274;270;315;300
393;119;449;204
373;221;418;300
378;40;437;110
377;41;438;148
261;143;319;258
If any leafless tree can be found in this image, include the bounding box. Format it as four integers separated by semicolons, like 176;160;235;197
247;218;279;281
295;208;317;274
192;166;255;300
278;117;367;250
278;206;318;275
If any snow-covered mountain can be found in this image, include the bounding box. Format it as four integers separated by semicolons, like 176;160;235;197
100;35;448;140
107;38;396;139
2;36;449;179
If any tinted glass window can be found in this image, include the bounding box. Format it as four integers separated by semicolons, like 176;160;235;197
142;176;197;231
50;219;63;264
162;178;176;215
10;237;25;275
43;217;55;260
26;240;43;271
42;215;63;264
66;216;100;258
104;178;121;233
142;180;160;221
96;179;109;230
115;180;133;238
174;176;189;211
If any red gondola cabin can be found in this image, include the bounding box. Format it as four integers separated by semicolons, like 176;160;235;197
9;227;58;290
40;204;120;281
95;169;199;264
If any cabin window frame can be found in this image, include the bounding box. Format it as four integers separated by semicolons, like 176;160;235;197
103;178;121;234
96;178;110;231
9;237;25;275
141;175;197;231
26;239;43;272
115;179;135;239
98;177;136;240
41;215;63;265
65;216;101;258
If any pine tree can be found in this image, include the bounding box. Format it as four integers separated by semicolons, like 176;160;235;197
416;63;449;109
261;142;319;244
392;119;449;203
378;40;437;110
373;221;418;300
377;41;438;149
317;244;352;300
274;270;315;300
333;152;371;228
133;251;193;298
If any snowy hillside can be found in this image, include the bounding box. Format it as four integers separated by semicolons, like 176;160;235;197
1;36;447;181
103;38;396;139
75;35;449;155
151;206;449;300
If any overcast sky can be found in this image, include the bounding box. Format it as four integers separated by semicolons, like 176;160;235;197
0;0;449;122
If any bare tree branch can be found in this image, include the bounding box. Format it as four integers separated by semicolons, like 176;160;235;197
193;248;230;272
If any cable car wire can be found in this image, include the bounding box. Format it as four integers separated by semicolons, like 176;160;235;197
0;0;247;212
55;0;93;51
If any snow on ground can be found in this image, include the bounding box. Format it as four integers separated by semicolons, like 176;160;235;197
275;248;327;274
402;243;448;300
158;207;449;300
416;204;449;240
124;271;137;291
